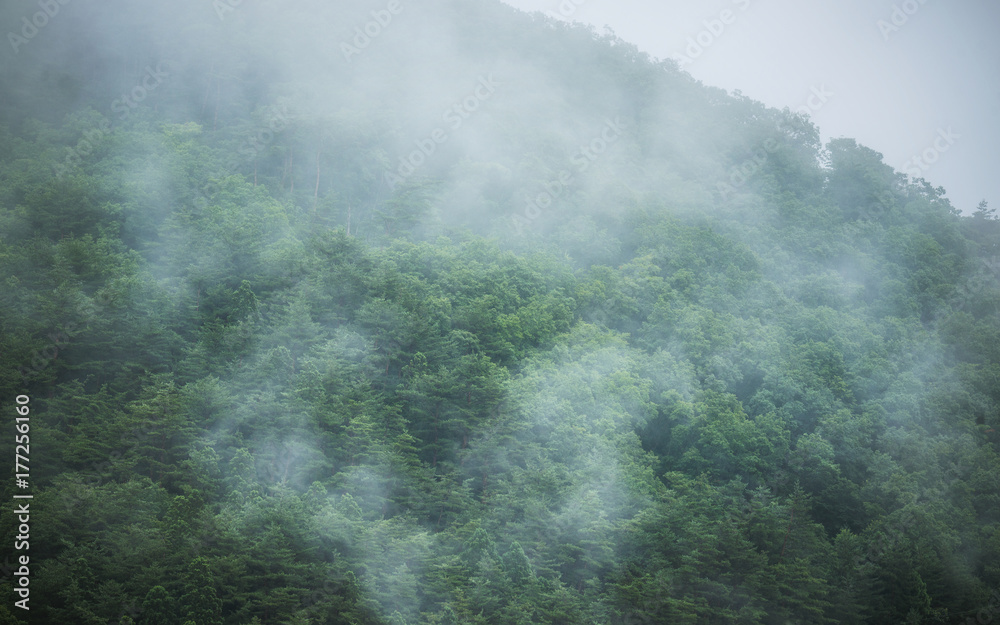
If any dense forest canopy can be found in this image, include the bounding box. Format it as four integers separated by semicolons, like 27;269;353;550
0;0;998;623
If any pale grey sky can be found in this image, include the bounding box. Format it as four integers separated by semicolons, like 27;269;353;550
500;0;1000;215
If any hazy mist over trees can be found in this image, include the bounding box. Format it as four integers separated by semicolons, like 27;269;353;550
0;1;998;623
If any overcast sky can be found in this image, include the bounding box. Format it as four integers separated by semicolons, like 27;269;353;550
499;0;1000;215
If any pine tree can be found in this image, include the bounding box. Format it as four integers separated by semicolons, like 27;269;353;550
181;557;223;625
503;541;535;588
140;585;175;625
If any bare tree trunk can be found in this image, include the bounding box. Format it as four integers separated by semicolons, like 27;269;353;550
779;508;795;561
201;62;215;115
433;408;439;469
313;146;321;211
346;205;352;235
213;83;220;131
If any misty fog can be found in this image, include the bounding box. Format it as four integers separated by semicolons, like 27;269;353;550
0;1;998;624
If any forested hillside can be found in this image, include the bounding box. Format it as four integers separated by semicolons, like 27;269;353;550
1;0;998;623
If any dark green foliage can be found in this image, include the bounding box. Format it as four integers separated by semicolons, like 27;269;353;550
0;1;997;624
181;557;223;625
140;585;176;625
